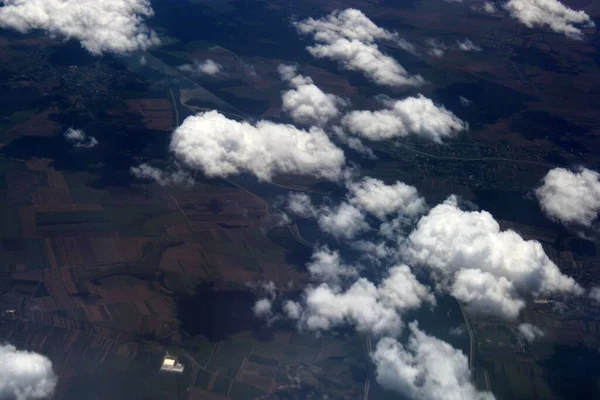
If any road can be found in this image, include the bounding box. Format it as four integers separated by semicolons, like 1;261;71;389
459;302;477;383
168;89;179;129
388;140;557;168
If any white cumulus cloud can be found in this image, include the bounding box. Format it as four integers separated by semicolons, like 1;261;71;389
178;59;222;76
286;192;318;218
294;9;423;87
0;344;57;400
278;64;348;126
536;167;600;227
372;323;495;400
347;177;427;220
590;287;600;302
286;193;370;240
404;196;584;319
426;38;447;57
283;300;303;320
293;265;434;336
341;94;466;143
64;128;98;149
505;0;595;40
253;298;273;318
170;111;346;182
518;323;544;342
457;39;482;51
0;0;159;55
317;202;370;240
130;163;193;186
483;1;497;13
307;246;358;286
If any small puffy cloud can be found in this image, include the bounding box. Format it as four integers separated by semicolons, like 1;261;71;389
170;111;346;182
518;323;544;342
536;167;600;227
331;126;376;159
307;246;358;285
130;164;193;186
341;94;466;143
449;325;465;336
294;9;423;87
318;202;370;240
372;323;495;400
457;39;482;51
426;38;447;57
505;0;594;40
483;2;497;13
293;265;434;336
253;298;273;318
283;300;303;320
64;128;98;149
459;96;472;107
178;59;222;76
347;177;427;220
404;196;584;320
278;64;348;126
0;0;159;55
0;344;57;400
590;287;600;302
286;192;318;218
248;281;277;299
286;194;369;239
261;281;277;299
352;240;397;263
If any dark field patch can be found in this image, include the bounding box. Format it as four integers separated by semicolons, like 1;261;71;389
210;375;231;395
177;284;257;342
230;381;265;400
543;345;600;400
248;354;279;367
511;45;576;74
434;80;538;129
194;369;212;389
509;110;589;149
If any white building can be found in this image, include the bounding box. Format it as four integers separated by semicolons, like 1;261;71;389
160;352;184;373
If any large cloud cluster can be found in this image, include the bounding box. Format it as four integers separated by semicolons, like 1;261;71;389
287;178;426;240
170;111;346;182
536;167;600;227
505;0;594;40
287;265;434;336
372;323;495;400
0;0;159;55
341;95;466;142
294;9;424;87
404;196;583;319
278;65;348;126
0;344;57;400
